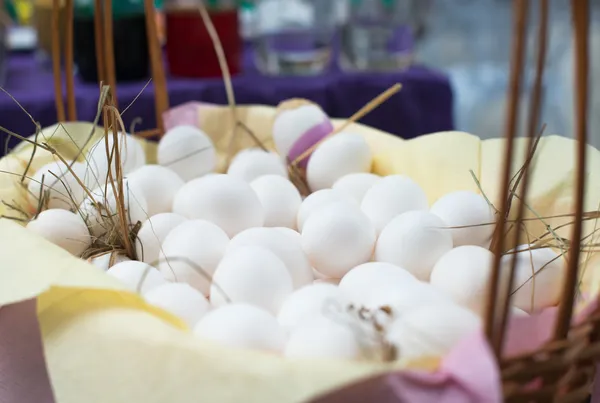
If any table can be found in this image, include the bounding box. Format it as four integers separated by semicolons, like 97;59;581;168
0;46;453;155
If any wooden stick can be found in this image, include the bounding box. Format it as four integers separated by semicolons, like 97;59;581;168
94;0;106;84
64;0;77;121
554;0;590;340
102;0;118;108
495;0;549;356
51;0;66;122
143;0;168;134
485;0;529;356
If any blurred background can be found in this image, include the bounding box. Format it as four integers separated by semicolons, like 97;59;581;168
0;0;599;152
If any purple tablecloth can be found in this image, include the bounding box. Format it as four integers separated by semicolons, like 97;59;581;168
0;46;453;154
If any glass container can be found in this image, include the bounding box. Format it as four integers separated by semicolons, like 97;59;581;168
340;0;418;72
252;0;337;75
73;0;150;82
164;0;241;78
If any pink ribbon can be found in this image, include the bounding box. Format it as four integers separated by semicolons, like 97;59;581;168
287;120;334;169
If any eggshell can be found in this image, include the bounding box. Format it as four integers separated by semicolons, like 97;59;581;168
172;174;264;237
88;252;130;271
375;211;453;281
135;213;187;264
314;278;341;285
106;261;167;294
338;262;417;309
332;173;381;204
157;125;216;182
296;188;357;232
361;175;429;234
78;180;149;237
430;246;495;315
430;191;495;247
227;227;313;288
386;304;482;362
210;246;294;314
277;283;342;330
370;281;451;315
194;303;286;353
250;175;301;229
26;209;91;256
272;103;330;158
227;148;288;183
87;133;146;180
284;317;365;360
158;220;230;295
500;245;565;313
28;160;89;210
302;202;376;278
306;132;372;192
127;165;184;216
144;283;211;328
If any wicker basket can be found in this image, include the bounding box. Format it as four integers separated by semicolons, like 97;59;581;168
1;0;599;402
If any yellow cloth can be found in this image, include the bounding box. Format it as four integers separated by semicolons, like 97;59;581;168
1;106;600;403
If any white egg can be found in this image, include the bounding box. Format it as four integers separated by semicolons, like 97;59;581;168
501;245;565;313
26;209;91;256
106;261;167;294
277;283;342;330
332;173;381;204
227;227;313;288
313;278;341;285
127;165;184;216
28;160;88;210
250;175;301;229
430;191;495;247
172;174;264;237
430;246;495;315
210;246;294;314
284;317;365;360
306;132;372;192
302;202;376;278
194;303;286;352
88;252;130;271
375;211;453;281
135;213;187;264
87;133;146;180
371;280;451;315
386;304;482;362
272;103;331;159
78;180;149;237
157;125;216;182
158;220;229;295
361;175;429;234
144;283;211;328
227;148;288;183
296;188;357;232
338;262;417;309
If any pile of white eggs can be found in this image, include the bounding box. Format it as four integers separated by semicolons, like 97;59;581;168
24;103;566;362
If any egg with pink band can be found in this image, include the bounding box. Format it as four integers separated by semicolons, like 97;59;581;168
272;99;334;169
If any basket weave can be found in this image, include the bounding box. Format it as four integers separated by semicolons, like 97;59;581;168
47;0;597;402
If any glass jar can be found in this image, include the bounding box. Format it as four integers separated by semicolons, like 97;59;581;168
252;0;337;75
164;0;241;78
73;0;150;82
340;0;419;72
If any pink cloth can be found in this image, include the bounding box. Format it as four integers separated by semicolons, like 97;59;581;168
309;331;502;403
0;300;55;403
